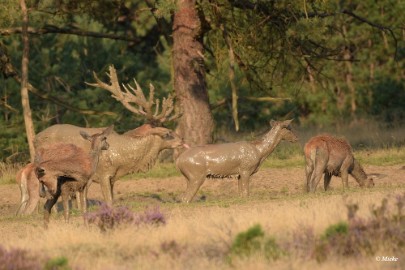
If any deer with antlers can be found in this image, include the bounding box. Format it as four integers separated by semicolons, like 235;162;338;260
34;66;188;206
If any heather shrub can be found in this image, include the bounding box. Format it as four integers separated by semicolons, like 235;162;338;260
84;204;166;232
289;225;316;259
0;245;41;270
134;206;166;226
314;193;405;261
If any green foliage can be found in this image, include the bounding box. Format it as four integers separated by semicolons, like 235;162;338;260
230;224;264;257
230;224;285;260
44;256;71;270
321;221;349;241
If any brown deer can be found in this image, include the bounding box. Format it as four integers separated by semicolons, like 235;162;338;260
304;134;375;192
34;126;113;226
34;66;188;205
176;119;298;203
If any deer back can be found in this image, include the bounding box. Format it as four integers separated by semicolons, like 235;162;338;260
35;143;93;179
35;124;177;180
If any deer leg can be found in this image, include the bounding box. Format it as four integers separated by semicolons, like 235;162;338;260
308;149;328;193
309;162;326;193
44;195;59;229
324;174;332;191
341;171;349;190
75;191;82;212
23;195;40;215
16;184;29;216
100;176;114;205
305;161;314;193
61;191;70;223
238;173;251;197
181;174;206;203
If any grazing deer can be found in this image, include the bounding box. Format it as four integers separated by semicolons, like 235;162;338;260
176;119;298;203
34;126;113;227
304;134;376;192
34;66;188;205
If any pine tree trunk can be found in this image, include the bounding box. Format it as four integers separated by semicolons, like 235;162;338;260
172;0;214;147
20;0;36;162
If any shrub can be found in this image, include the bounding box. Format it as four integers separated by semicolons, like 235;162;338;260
314;193;405;260
84;203;134;232
43;256;71;270
84;204;166;232
230;224;264;257
135;206;166;226
230;224;284;261
321;221;349;240
0;245;42;270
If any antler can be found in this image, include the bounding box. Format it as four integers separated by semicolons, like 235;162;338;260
86;65;181;125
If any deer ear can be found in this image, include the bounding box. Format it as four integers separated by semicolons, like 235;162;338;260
102;125;114;136
283;119;294;127
79;130;92;141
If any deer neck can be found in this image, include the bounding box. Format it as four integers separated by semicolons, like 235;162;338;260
351;159;367;185
89;149;102;176
254;126;284;159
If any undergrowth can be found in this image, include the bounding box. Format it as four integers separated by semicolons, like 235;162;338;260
83;203;166;232
226;193;405;263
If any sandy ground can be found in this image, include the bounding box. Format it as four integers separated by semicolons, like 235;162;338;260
1;164;404;216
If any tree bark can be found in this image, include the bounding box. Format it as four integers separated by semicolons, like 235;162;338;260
20;0;36;162
172;0;214;147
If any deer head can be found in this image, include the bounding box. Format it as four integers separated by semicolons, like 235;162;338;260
270;119;298;143
79;125;114;153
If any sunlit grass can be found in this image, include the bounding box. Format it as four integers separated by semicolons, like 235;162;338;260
1;188;404;269
0;162;23;185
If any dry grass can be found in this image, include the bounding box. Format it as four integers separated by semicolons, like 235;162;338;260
1;189;403;270
0;162;23;185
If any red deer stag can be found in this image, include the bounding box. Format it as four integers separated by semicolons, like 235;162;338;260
304;134;375;192
176;119;298;203
34;66;187;206
35;126;113;227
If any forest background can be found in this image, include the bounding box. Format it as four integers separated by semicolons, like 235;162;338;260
0;0;404;162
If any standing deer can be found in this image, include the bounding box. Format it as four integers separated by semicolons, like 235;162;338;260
304;134;375;192
34;66;187;205
35;126;113;226
176;119;298;203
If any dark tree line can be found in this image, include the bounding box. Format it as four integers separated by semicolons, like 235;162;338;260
0;0;404;161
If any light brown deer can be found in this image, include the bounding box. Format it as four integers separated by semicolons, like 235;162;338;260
304;134;376;192
34;126;113;226
176;119;297;203
34;66;188;205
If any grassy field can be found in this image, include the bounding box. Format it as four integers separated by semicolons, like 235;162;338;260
0;124;404;269
0;186;403;270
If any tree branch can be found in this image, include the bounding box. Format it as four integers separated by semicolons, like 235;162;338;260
0;25;140;42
